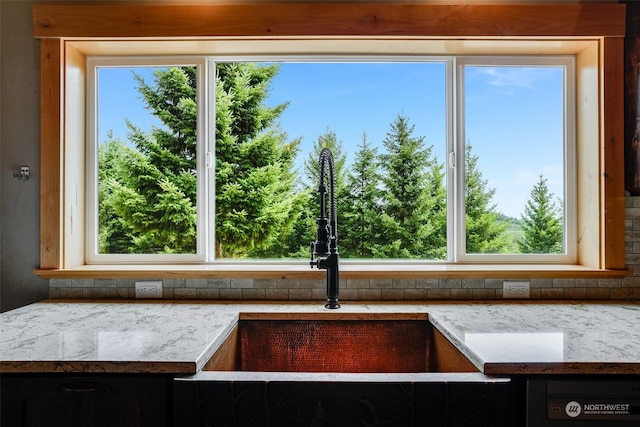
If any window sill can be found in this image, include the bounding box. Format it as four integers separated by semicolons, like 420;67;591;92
34;263;630;280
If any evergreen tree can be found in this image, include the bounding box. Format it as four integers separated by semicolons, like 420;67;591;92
340;133;384;258
214;62;306;258
303;129;348;188
289;130;349;258
423;154;448;259
99;63;305;258
99;67;199;254
464;143;511;253
98;136;138;253
378;114;444;258
518;174;563;253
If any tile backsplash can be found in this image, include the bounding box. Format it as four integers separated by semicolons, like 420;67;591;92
49;197;640;301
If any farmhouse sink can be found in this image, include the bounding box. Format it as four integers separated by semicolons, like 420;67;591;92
176;315;516;426
204;315;478;373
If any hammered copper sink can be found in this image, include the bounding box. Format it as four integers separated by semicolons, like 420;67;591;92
178;314;516;426
204;314;478;373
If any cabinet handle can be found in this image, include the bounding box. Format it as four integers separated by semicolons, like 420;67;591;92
59;384;110;394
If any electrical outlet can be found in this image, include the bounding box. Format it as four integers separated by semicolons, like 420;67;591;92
135;281;163;298
503;281;530;299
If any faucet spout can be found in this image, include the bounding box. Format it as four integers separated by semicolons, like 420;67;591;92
310;147;340;309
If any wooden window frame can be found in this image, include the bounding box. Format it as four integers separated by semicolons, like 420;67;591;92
33;3;628;279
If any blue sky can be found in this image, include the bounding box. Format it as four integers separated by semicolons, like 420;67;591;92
97;62;564;218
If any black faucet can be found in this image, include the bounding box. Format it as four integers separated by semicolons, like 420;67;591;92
310;147;340;309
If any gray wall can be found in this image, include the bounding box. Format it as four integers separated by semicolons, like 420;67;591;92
1;0;48;312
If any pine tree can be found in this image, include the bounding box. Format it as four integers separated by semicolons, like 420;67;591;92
99;63;306;258
303;129;348;188
464;144;511;253
289;130;349;258
214;63;306;258
99;67;199;254
378;114;445;258
518;174;563;253
340;133;384;258
98;136;138;253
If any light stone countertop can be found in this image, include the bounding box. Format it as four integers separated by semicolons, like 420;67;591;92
1;300;639;375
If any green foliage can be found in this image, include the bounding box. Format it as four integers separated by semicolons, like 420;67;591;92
98;63;545;260
339;133;384;258
288;130;350;258
213;62;307;258
518;175;563;253
464;144;511;254
377;114;446;259
99;63;306;258
99;67;199;254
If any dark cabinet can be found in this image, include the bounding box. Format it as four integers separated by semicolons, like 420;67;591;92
1;375;170;427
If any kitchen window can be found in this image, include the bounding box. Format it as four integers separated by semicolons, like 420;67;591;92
33;3;626;277
87;55;574;264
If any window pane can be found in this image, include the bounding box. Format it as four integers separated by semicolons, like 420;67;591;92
96;66;198;254
463;65;565;255
214;62;447;260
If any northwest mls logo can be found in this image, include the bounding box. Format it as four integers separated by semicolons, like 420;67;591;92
565;401;582;418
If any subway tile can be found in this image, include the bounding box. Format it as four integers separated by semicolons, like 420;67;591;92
208;278;230;288
598;278;622;288
163;278;186;289
253;279;277;289
370;278;393;289
72;279;94;288
462;279;484;289
610;288;633;300
186;279;208;289
174;288;197;299
483;279;502;289
83;288;106;298
427;289;450;299
358;289;381;300
230;278;253;289
337;289;358;301
277;279;299;289
312;288;331;301
265;289;289;300
289;289;312;300
586;288;610;300
219;289;242;300
95;279;117;288
530;278;552;288
300;279;324;289
346;279;370;289
415;278;438;289
541;288;564;299
242;289;266;300
439;279;461;289
59;288;83;298
575;278;598;288
105;287;129;299
405;289;429;300
196;288;220;299
393;278;416;289
381;289;405;300
552;278;575;288
450;289;473;300
563;288;587;299
472;289;496;299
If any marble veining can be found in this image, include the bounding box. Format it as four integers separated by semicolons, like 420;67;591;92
1;300;639;374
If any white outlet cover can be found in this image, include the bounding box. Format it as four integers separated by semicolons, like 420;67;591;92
135;281;163;299
503;281;530;299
